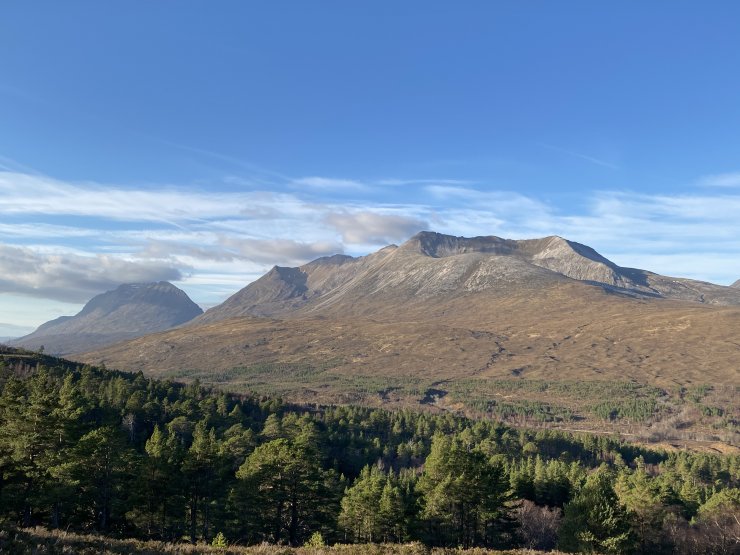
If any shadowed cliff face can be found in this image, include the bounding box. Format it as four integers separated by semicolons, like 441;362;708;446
193;232;740;325
12;282;202;355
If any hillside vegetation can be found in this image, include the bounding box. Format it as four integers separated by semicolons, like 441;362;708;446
80;234;740;448
1;347;738;554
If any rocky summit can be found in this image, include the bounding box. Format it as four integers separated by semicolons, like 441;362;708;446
12;281;202;355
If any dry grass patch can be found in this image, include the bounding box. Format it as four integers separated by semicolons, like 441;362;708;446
0;527;565;555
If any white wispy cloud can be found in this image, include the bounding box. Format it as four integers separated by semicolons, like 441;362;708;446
697;172;740;188
160;141;293;183
424;185;554;224
324;210;428;245
0;223;101;239
218;237;344;265
138;237;343;266
0;172;267;223
0;154;46;175
588;192;740;228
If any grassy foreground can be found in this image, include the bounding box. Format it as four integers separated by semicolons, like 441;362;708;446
0;528;561;555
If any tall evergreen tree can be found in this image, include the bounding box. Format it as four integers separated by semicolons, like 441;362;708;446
0;372;60;527
182;420;220;543
615;466;668;554
68;426;137;532
338;465;385;542
134;425;185;539
418;433;513;547
236;432;338;546
558;466;632;554
378;477;406;542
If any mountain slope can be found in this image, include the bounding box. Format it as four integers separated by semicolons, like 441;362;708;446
193;248;397;323
13;282;202;355
733;279;740;288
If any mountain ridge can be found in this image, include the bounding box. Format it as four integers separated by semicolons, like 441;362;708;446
193;232;740;326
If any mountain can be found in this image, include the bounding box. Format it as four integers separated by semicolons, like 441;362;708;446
193;233;740;326
732;279;740;288
80;234;740;444
13;282;203;355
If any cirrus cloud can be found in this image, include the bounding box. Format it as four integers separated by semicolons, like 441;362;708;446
697;172;740;188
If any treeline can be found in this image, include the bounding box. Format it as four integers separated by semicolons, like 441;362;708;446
0;349;738;554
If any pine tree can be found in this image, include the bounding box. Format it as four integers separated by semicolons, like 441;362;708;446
338;465;385;542
236;432;337;546
137;425;184;539
68;426;137;531
47;373;87;528
378;477;406;542
236;438;294;544
418;433;513;547
558;466;632;554
0;372;61;527
678;477;702;519
615;467;667;554
182;420;220;542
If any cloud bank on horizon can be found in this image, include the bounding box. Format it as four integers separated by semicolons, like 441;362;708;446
2;168;740;330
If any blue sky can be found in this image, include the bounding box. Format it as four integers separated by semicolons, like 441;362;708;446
2;2;740;335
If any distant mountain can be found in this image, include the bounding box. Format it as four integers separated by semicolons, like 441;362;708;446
733;279;740;288
193;232;740;326
13;282;202;355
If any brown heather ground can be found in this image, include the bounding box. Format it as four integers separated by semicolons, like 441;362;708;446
0;527;561;555
80;282;740;451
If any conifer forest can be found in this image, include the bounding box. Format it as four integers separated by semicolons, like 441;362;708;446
0;347;738;554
